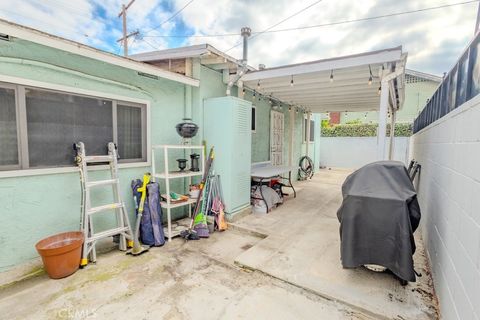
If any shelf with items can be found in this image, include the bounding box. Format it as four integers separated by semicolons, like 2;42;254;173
151;144;205;242
153;170;203;180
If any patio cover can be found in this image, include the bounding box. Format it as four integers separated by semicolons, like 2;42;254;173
241;46;407;113
241;46;407;160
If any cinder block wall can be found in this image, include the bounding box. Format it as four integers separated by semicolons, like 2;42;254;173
411;96;480;320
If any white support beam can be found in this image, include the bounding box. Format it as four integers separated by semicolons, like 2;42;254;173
377;80;390;160
388;108;396;160
241;46;402;81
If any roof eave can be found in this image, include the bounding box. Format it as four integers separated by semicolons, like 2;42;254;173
0;18;199;87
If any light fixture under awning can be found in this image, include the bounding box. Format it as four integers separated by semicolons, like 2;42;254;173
241;46;407;113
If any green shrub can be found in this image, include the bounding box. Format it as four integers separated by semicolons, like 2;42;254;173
321;123;412;137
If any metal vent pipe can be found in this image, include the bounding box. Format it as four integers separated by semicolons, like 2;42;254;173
226;26;251;96
241;27;251;64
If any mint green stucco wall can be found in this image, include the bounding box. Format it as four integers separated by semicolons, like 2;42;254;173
339;80;439;124
0;38;194;271
0;38;316;271
244;89;310;168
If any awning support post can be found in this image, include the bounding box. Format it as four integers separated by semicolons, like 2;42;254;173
377;80;389;160
388;108;396;160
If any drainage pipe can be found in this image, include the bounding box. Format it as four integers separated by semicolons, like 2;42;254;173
226;27;251;96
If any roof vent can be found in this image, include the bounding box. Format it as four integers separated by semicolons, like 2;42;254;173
0;33;11;41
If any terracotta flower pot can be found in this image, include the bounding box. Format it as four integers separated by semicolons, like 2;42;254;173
35;231;84;279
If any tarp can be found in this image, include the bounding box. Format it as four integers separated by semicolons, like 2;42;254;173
131;180;165;246
337;161;421;282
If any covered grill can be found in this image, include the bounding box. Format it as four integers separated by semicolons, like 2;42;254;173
337;161;421;282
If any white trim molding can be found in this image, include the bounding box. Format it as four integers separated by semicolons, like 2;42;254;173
0;75;153;177
0;18;199;87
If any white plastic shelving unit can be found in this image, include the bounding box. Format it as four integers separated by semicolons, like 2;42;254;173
151;144;205;241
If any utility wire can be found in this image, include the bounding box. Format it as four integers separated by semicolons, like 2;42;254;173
142;0;479;39
141;37;162;50
143;0;195;34
224;0;323;52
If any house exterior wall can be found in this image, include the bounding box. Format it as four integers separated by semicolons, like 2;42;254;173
0;38;190;271
243;90;313;171
411;95;480;320
338;80;439;124
0;38;313;271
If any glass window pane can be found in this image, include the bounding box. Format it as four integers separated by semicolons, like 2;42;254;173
309;119;314;142
26;89;113;168
117;104;143;160
251;107;256;131
0;87;18;167
469;37;480;99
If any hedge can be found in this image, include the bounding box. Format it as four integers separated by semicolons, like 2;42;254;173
321;123;412;137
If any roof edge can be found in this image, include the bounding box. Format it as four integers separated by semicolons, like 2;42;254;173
0;18;199;87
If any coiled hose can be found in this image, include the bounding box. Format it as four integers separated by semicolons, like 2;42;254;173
298;156;314;180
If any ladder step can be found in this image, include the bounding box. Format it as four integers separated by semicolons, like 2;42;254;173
86;227;130;243
84;155;114;163
87;203;123;215
86;179;118;188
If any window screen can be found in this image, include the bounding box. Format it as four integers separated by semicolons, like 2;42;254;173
117;104;143;160
251;106;256;131
25;88;113;167
0;87;18;167
304;118;308;142
309;119;314;142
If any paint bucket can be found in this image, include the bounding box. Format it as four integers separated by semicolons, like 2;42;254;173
35;231;84;279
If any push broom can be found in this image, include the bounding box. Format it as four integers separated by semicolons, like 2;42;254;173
181;147;214;240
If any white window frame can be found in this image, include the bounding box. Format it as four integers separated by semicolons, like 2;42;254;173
0;75;151;178
251;105;257;133
302;116;314;143
0;83;22;171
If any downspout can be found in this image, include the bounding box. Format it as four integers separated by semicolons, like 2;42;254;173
226;27;251;96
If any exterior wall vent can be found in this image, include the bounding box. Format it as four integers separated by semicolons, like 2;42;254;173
137;72;159;80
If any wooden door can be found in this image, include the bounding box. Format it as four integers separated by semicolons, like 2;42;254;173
270;110;284;165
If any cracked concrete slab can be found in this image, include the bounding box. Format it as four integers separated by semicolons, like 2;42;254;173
0;221;373;320
234;169;438;320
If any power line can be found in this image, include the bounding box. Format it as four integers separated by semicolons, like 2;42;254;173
141;38;162;50
224;0;323;52
143;0;195;35
265;0;480;34
142;0;479;40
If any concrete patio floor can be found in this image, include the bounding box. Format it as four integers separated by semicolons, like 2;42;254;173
0;169;438;320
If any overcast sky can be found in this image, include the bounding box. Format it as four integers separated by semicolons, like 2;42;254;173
0;0;478;75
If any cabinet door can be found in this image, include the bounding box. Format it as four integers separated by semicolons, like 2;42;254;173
230;100;252;211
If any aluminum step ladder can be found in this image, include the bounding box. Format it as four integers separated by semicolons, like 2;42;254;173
74;142;133;267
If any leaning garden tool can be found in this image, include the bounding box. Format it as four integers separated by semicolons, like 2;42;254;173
181;147;214;240
127;173;151;255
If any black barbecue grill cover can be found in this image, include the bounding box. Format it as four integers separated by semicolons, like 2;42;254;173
337;161;421;282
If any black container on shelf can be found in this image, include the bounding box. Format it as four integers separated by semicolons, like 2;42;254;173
190;154;200;172
176;158;187;171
